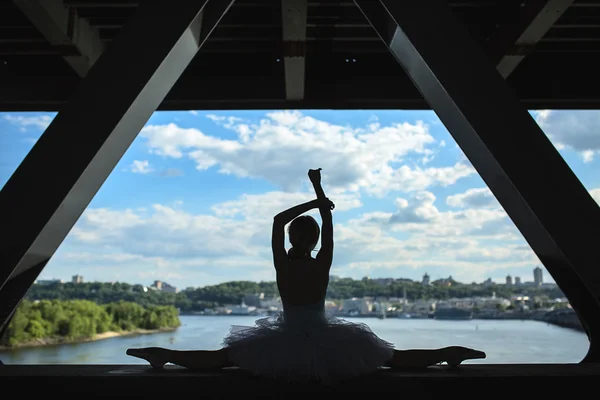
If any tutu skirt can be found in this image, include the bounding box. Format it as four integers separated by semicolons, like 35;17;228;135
222;307;395;384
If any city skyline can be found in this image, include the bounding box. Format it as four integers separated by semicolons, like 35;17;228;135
2;109;599;288
36;264;550;289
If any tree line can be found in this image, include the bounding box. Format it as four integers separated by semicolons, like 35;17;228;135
23;278;565;313
1;299;180;347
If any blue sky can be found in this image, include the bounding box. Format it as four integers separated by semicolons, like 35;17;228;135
1;109;599;289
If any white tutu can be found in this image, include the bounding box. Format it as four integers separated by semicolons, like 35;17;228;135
222;303;395;384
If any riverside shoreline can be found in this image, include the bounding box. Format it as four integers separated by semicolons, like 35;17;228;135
0;327;178;350
183;309;585;333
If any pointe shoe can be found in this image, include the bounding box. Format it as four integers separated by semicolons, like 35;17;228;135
446;347;486;367
126;348;167;369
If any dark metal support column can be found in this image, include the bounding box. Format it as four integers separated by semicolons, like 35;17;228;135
354;0;600;361
12;0;106;77
0;0;235;333
282;0;308;100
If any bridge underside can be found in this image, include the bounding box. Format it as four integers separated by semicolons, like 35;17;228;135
1;0;600;394
1;0;600;110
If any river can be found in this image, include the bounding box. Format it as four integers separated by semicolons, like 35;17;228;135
0;316;589;364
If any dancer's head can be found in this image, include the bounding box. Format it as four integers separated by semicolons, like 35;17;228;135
288;215;320;257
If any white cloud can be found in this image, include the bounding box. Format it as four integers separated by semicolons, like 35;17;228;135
449;186;600;210
129;160;153;174
332;190;538;282
47;110;600;286
212;191;362;220
61;251;171;268
535;110;600;162
57;186;539;287
159;168;184;177
446;187;498;209
3;114;53;131
140;111;475;195
70;203;263;259
591;188;600;204
362;190;516;239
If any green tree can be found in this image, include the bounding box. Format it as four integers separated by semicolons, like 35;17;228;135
1;299;180;347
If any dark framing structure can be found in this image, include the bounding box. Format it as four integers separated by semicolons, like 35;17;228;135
2;0;600;111
1;0;600;396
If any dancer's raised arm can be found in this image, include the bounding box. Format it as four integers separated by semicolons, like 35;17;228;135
308;169;334;268
272;199;321;269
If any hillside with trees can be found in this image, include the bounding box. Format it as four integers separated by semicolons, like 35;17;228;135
1;299;180;348
23;278;565;313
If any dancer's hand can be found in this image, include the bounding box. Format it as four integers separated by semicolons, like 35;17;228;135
443;346;486;367
308;168;322;184
318;197;335;211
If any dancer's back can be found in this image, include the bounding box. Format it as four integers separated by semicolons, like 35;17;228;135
277;257;330;308
271;169;334;311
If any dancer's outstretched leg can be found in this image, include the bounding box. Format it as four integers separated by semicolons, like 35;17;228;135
126;347;233;370
388;346;486;369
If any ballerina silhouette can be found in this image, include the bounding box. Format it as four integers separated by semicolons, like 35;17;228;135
126;168;485;383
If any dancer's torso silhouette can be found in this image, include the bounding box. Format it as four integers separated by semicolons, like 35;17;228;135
277;257;329;308
277;256;330;328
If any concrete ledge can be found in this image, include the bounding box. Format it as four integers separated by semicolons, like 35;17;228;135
2;364;599;397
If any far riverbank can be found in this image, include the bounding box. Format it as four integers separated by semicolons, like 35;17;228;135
0;327;178;351
182;308;585;333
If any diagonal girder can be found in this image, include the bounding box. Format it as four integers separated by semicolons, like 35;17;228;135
494;0;574;78
12;0;105;77
354;0;600;360
0;0;236;333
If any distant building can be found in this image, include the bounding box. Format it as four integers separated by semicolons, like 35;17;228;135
422;273;430;286
325;300;339;313
151;280;178;293
342;298;372;314
373;278;394;286
35;279;63;285
506;275;513;285
151;280;161;290
225;302;255;315
405;299;436;314
72;275;84;284
474;296;511;310
542;282;558;288
403;286;407;302
483;278;492;286
437;298;475;310
433;276;453;287
534;267;543;286
243;293;264;307
260;297;282;310
515;276;521;285
161;284;177;293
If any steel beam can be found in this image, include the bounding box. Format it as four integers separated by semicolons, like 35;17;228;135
0;0;235;332
354;0;600;361
11;0;105;77
281;0;308;100
496;0;574;78
2;74;600;112
484;0;554;66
